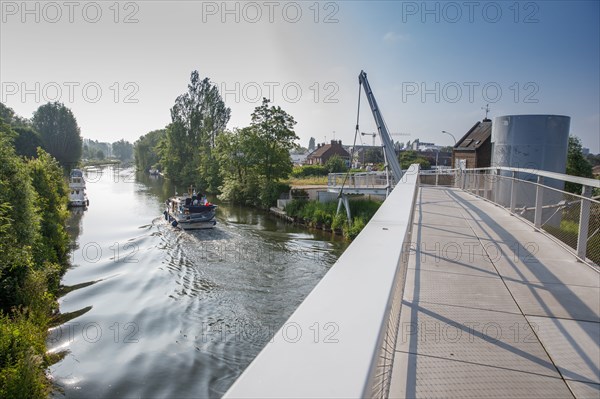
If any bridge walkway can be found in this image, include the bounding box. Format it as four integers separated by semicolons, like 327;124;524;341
389;186;600;398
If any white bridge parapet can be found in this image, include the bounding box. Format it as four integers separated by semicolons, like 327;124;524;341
223;165;421;399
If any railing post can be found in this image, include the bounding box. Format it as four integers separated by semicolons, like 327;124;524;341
576;185;592;260
534;176;544;229
510;171;517;213
435;168;439;186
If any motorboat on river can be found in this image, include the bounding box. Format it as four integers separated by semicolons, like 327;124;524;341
68;169;89;207
164;188;217;230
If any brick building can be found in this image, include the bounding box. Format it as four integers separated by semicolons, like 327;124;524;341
452;119;492;169
305;140;350;165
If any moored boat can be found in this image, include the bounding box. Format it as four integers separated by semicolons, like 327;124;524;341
68;169;89;207
164;188;217;230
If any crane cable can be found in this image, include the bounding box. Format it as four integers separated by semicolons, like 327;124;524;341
338;80;362;198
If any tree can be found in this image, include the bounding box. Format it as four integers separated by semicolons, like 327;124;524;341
308;137;316;152
32;102;82;167
134;129;166;172
112;139;133;161
96;149;105;160
13;126;43;158
325;154;348;173
27;148;69;267
364;147;384;164
217;99;298;207
250;98;298;182
399;150;431;170
565;136;593;194
161;71;230;191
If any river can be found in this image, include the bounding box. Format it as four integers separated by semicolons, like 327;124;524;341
48;165;348;398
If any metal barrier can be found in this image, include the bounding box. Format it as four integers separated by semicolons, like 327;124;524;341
327;171;391;193
223;165;420;399
421;167;600;266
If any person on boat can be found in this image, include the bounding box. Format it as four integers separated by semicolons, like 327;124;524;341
201;194;207;205
192;198;199;206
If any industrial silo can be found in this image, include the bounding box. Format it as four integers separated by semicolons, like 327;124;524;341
491;114;570;224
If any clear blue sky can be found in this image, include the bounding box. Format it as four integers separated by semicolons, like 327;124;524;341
1;1;598;152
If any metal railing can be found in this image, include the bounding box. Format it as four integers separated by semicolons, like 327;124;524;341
421;167;600;266
223;165;420;398
327;171;391;190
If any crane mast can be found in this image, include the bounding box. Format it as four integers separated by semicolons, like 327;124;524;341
358;70;404;183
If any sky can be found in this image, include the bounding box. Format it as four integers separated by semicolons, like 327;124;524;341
1;0;599;153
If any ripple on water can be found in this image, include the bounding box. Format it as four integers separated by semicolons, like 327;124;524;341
51;169;348;398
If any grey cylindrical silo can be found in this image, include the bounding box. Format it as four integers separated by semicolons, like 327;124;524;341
491;115;570;223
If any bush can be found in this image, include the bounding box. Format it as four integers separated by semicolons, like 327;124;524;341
0;311;49;398
259;181;291;208
284;198;381;240
325;155;348;173
291;165;328;178
343;216;366;240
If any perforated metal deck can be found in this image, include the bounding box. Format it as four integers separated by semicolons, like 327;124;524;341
389;186;600;398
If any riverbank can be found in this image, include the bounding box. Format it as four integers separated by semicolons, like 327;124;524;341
271;198;382;240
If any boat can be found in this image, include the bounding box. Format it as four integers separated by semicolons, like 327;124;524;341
68;169;89;207
164;188;217;230
149;168;160;176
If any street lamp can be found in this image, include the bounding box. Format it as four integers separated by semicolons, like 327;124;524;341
441;130;457;146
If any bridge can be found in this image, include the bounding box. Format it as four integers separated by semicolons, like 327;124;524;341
225;166;600;398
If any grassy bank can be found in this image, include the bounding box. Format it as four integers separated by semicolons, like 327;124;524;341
284;198;382;240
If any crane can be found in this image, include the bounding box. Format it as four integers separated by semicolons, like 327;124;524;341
358;70;404;183
361;132;377;147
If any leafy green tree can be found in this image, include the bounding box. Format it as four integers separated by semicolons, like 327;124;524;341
0;102;29;127
13;126;43;158
112;139;134;161
308;137;315;152
162;71;230;191
364;147;384;164
27;148;69;268
96;150;105;160
32;102;82;167
249;98;298;183
399;150;431;170
565;136;593;194
0;114;71;398
0;120;39;311
325;154;348;173
217;99;298;207
134;129;166;172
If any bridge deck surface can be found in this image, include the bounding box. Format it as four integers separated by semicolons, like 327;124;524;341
389;186;600;398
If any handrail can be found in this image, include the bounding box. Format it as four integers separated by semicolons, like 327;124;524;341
462;166;600;188
223;165;421;398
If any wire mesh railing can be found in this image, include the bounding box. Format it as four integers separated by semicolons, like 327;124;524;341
422;167;600;266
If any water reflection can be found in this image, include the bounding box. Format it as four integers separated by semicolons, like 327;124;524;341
50;165;348;398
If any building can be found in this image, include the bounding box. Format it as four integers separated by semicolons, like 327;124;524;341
290;152;308;165
305;140;351;165
452;118;492;169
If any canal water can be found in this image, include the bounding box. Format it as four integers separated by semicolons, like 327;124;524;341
49;165;348;398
